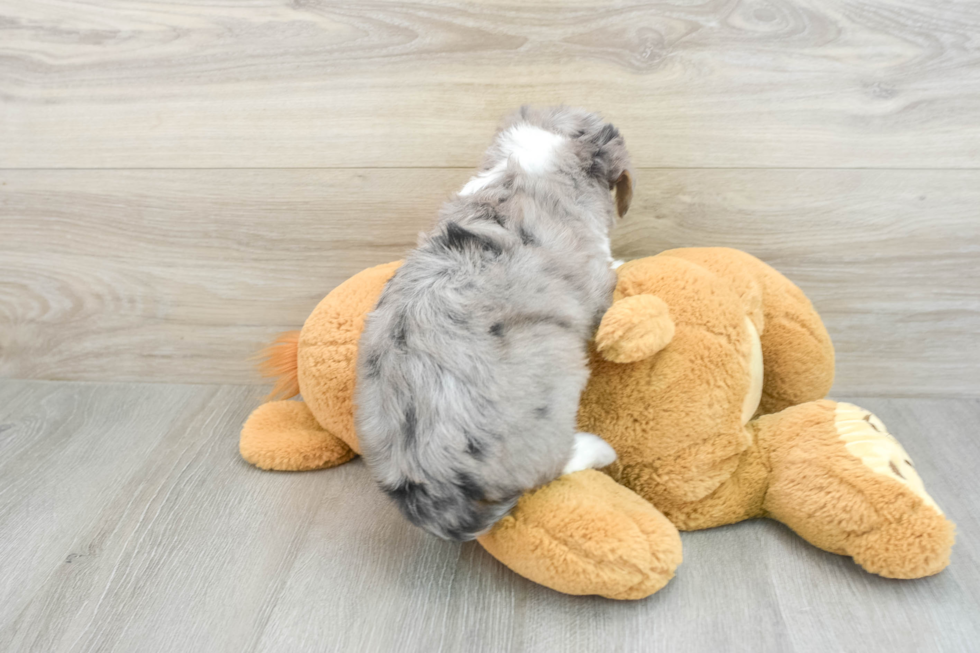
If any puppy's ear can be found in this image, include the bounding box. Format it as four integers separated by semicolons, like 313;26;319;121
613;170;633;218
584;122;633;216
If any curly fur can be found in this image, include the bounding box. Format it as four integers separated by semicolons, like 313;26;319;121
355;106;633;541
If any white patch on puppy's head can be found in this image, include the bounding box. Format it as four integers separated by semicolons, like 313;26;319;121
497;123;566;175
459;123;567;196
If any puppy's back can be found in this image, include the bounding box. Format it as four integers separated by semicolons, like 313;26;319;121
355;222;591;541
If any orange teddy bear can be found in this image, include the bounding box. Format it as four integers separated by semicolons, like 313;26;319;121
241;248;954;600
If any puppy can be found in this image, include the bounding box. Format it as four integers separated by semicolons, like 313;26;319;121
355;106;633;541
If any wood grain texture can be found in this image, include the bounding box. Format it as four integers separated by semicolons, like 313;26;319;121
2;0;980;168
2;168;977;395
0;380;977;652
618;168;980;397
2;0;977;648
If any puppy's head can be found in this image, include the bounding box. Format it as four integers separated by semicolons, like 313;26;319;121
579;120;633;219
496;106;633;218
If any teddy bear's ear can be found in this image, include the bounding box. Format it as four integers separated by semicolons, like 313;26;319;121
595;294;675;363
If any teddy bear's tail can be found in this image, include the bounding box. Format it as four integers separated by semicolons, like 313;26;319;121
255;330;301;401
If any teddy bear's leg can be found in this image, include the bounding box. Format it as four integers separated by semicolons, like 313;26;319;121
652;442;770;532
756;400;954;579
240;400;356;471
478;470;683;600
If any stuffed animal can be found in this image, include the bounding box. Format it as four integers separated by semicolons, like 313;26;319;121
240;248;954;600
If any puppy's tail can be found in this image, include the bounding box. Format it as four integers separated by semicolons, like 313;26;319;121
384;477;520;542
255;330;301;401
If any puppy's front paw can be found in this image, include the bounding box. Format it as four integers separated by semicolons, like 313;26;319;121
563;432;617;475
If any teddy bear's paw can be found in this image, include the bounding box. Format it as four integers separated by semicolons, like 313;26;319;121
832;402;955;578
847;505;955;579
478;470;682;600
834;403;942;515
760;401;954;579
240;400;356;471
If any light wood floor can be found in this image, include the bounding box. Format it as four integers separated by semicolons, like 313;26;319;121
0;380;978;652
2;1;979;651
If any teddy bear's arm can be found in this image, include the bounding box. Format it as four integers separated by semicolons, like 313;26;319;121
595;295;675;363
478;470;682;600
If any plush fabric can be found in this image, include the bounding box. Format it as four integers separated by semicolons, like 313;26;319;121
239;248;954;599
478;470;682;600
240;400;354;471
299;260;402;455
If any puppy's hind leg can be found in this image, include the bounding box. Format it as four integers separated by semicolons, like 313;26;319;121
562;432;617;475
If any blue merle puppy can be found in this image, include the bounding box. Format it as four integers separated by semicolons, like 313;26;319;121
355;106;634;541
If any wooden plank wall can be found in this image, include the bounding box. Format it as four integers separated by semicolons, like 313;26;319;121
1;0;978;396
